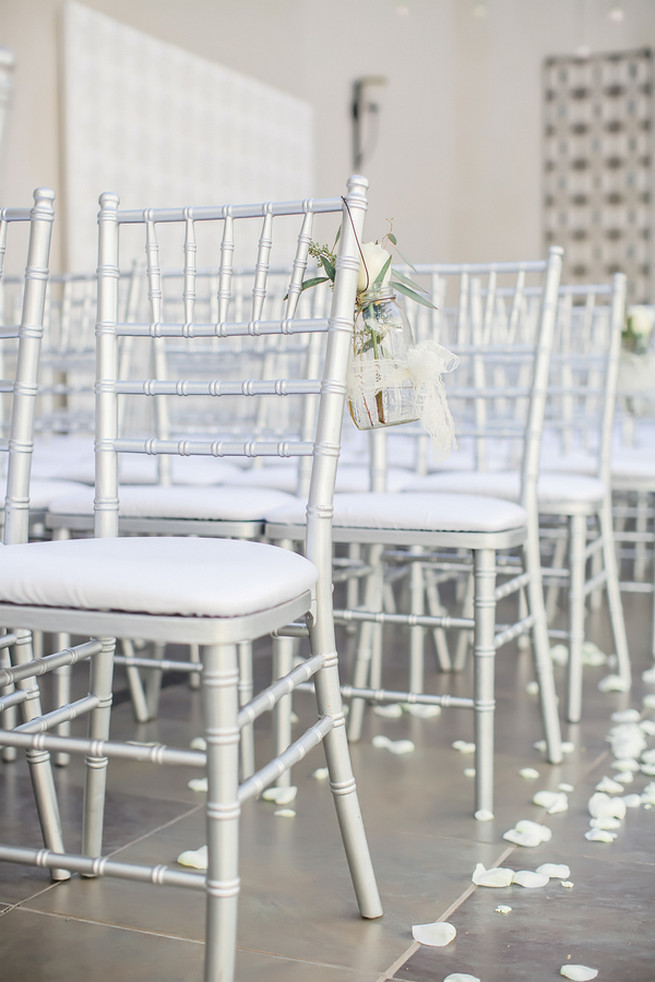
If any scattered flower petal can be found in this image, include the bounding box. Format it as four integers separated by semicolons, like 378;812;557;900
595;776;625;794
640;720;655;735
615;771;634;784
474;809;494;822
188;777;208;793
588;791;626;820
373;734;415;754
452;740;476;754
444;975;481;982
641;764;655;776
641;748;655;764
622;793;642;808
559;783;575;792
274;808;296;818
582;643;607;666
598;674;630;692
388;738;416;755
525;681;539;695
411;920;456;947
177;845;208;869
611;708;641;723
373;703;403;718
503;819;551;847
519;767;540;780
532;790;569;813
561;880;574;888
610;758;640;772
560;965;598;981
495;905;512;914
533;740;547;753
464;767;476;778
262;786;297;805
190;736;206;751
562;741;575;754
312;767;329;781
585;828;617;842
472;863;514;887
644;694;655;709
550;644;568;665
513;869;549;888
404;703;441;718
589;816;621;830
536;863;571;879
642;666;655;684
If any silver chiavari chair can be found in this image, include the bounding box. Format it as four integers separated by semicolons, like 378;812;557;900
266;248;565;818
0;176;382;982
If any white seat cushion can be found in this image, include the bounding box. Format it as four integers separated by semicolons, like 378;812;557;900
29;479;91;509
219;463;413;493
404;470;607;508
266;491;527;534
0;536;317;618
47;484;296;521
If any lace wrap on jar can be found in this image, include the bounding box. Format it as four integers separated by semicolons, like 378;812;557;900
347;288;459;462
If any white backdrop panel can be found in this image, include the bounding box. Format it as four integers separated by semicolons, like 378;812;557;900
61;2;314;271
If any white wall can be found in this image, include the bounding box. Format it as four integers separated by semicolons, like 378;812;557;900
1;0;654;274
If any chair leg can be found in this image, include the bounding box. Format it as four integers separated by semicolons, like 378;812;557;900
238;641;256;782
11;630;69;880
81;636;116;861
408;547;425;693
312;632;383;919
524;539;562;764
599;499;631;688
347;543;385;742
200;642;242;982
472;548;497;817
567;514;587;724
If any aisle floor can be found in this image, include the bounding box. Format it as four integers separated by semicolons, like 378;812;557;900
0;591;653;981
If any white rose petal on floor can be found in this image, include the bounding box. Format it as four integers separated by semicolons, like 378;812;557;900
536;863;571;879
503;819;552;847
411;920;456;947
262;786;298;805
532;789;569;813
560;965;598;980
512;869;549;888
471;863;514;887
372;734;416;755
176;845;208;870
452;740;476;754
495;904;512;914
444;974;481;982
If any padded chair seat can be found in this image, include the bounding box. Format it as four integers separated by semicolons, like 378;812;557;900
405;469;607;512
266;490;528;534
219;463;414;493
0;536;317;618
47;484;296;521
29;479;91;509
32;435;245;485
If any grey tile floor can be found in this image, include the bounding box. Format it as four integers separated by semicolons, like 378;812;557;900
0;589;654;981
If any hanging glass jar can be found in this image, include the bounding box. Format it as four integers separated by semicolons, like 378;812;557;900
348;286;419;430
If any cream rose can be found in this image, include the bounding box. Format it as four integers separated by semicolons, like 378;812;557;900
357;241;392;295
627;305;655;337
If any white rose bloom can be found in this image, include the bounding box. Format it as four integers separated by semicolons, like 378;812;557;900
357;241;392;295
627;305;655;337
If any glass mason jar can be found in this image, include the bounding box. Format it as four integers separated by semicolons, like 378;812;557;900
348;287;419;429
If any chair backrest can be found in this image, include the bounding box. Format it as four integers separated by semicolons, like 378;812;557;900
94;176;368;543
0;188;56;546
382;247;563;507
544;273;627;485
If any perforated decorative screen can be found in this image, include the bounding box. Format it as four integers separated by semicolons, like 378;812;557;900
543;48;653;303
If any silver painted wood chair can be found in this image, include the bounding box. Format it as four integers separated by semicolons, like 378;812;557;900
0;187;66;827
0;177;382;982
266;249;565;817
411;274;631;723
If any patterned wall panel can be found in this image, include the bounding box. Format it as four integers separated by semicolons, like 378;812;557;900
543;47;653;302
61;2;314;271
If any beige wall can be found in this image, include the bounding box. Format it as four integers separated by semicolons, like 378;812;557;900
1;0;654;273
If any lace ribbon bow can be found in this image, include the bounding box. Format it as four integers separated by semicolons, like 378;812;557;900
348;339;459;461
